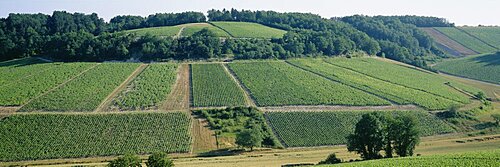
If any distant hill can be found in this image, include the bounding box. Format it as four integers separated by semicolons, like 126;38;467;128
424;27;500;56
435;52;500;84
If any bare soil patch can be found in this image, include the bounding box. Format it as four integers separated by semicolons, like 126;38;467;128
162;64;190;111
420;28;478;56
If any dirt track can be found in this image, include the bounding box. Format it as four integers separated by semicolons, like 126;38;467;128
162;64;190;111
420;28;478;56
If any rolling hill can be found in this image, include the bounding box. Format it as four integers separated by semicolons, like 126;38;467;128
426;27;500;56
435;52;500;84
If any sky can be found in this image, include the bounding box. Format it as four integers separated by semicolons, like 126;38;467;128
1;0;499;26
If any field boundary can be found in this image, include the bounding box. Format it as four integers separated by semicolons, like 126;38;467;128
222;63;257;107
432;27;485;54
260;104;420;112
0;63;59;89
174;26;186;38
207;22;235;38
420;28;478;56
162;64;190;111
456;27;500;50
263;112;289;147
94;64;148;112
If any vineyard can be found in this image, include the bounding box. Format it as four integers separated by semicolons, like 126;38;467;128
0;63;95;106
210;22;287;38
228;61;389;106
21;63;139;111
460;27;500;49
122;25;182;37
435;52;500;84
0;58;54;86
191;63;247;107
326;149;500;167
180;23;231;37
112;63;178;110
288;58;463;110
265;111;455;147
434;27;497;53
0;112;192;161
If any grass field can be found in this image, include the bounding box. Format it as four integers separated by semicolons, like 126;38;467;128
266;111;454;147
191;64;247;107
435;52;500;84
434;27;497;53
0;112;192;161
0;63;95;106
21;63;139;112
460;27;500;49
180;23;231;37
211;22;287;38
0;58;54;86
123;25;182;37
322;149;500;167
112;64;178;110
228;61;390;106
288;58;462;110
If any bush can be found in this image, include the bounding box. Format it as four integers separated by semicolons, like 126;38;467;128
108;153;141;167
318;153;342;164
146;152;174;167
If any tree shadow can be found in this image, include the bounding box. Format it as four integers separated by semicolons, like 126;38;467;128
471;52;500;67
197;148;245;157
0;57;50;68
473;122;497;130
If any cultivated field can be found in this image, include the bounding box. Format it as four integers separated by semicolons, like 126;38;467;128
435;52;500;84
420;28;477;56
123;25;182;37
434;27;497;53
0;112;192;161
211;21;287;38
266;111;454;147
180;23;231;37
460;27;500;49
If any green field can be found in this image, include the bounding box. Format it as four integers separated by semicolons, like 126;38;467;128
0;112;192;161
211;22;287;38
288;58;463;110
321;149;500;167
228;61;390;106
0;58;54;86
112;64;178;110
122;25;182;37
21;63;139;111
180;23;231;37
191;63;247;107
0;63;95;106
460;27;500;49
434;27;497;53
435;52;500;84
266;111;455;147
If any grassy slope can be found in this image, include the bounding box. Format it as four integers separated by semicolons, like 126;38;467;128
211;21;287;38
435;52;500;84
460;27;500;49
123;25;182;36
434;27;497;53
180;23;230;37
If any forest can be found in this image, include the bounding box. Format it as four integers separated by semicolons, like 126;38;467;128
0;9;453;67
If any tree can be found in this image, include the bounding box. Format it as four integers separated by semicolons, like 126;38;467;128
318;153;342;164
236;128;263;151
146;152;174;167
108;153;142;167
346;113;386;160
390;115;420;157
492;114;500;126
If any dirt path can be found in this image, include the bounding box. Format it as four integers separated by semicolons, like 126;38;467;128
20;64;100;109
221;64;256;107
162;64;190;111
94;64;148;112
174;26;186;38
191;114;217;153
420;28;478;56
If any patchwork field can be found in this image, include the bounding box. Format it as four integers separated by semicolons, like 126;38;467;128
191;63;247;107
228;61;390;106
266;111;454;147
460;27;500;49
211;21;287;38
20;63;139;112
420;28;477;56
435;52;500;84
434;27;497;53
0;112;192;161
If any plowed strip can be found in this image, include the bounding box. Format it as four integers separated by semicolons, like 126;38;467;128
421;28;478;56
162;64;190;111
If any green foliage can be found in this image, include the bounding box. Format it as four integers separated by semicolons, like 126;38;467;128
124;25;182;37
229;61;389;106
492;114;500;126
181;23;230;37
389;115;420;157
434;27;497;53
435;52;500;84
113;64;178;110
108;153;141;167
0;62;95;106
146;152;174;167
193;107;282;148
347;112;386;160
0;112;192;161
0;57;50;85
266;111;453;147
191;63;247;107
21;63;139;111
211;21;286;38
318;153;342;164
460;27;500;49
236;128;263;151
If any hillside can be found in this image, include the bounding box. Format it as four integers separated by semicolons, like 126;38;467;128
435;52;500;84
433;27;499;54
461;27;500;49
420;28;477;56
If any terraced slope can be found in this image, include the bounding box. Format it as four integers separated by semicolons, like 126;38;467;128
434;27;497;53
420;28;477;56
211;22;287;38
435;52;500;84
460;27;500;49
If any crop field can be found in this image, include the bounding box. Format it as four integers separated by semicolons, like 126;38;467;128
112;64;178;110
460;27;500;49
180;23;231;37
0;63;95;106
434;27;497;53
288;59;460;110
122;25;182;36
324;149;500;167
211;22;287;38
420;28;477;56
435;53;500;84
0;58;54;86
21;63;139;112
266;111;455;147
191;64;247;107
228;61;389;106
324;58;475;103
0;112;192;161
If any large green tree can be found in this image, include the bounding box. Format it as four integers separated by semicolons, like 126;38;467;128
107;153;142;167
146;152;174;167
236;128;263;151
346;112;386;160
390;115;420;157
